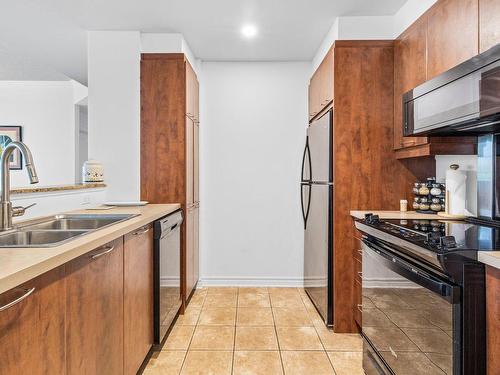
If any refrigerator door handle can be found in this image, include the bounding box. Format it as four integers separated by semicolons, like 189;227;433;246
301;138;312;182
301;183;312;229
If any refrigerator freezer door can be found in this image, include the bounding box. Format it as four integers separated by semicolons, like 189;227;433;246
304;183;333;325
306;110;332;183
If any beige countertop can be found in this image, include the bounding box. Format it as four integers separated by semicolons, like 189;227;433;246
0;203;180;294
478;252;500;270
350;210;446;220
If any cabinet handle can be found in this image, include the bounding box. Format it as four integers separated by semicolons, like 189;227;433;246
357;271;363;279
132;227;150;236
0;287;35;312
358;249;363;256
357;304;363;313
90;245;115;260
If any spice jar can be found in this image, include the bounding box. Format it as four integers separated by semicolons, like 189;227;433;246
419;202;430;211
419;184;430;195
430;183;442;196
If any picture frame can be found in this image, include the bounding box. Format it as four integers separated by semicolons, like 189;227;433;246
0;126;23;170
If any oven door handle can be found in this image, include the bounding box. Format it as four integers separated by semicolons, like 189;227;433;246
362;239;461;304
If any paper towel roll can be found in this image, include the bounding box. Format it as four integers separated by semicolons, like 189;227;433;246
445;164;467;216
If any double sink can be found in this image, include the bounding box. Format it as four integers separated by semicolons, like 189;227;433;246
0;214;137;247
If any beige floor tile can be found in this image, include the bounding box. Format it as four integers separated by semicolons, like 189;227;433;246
176;307;201;325
327;352;364;375
189;325;235;350
198;308;236;325
268;287;300;295
203;293;237;308
233;351;283;375
276;326;323;350
281;351;335;375
144;351;186;375
235;326;279;350
238;287;268;294
315;326;362;351
180;351;232;375
188;293;206;308
238;293;271;308
270;293;305;308
237;307;275;326
273;307;312;326
163;325;196;350
206;287;238;295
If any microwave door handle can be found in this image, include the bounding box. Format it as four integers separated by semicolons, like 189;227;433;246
362;239;460;303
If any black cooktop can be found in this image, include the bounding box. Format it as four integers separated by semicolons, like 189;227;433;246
362;215;500;253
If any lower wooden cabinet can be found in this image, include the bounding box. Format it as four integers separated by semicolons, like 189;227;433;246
486;265;500;375
0;266;66;374
66;237;124;374
124;224;154;375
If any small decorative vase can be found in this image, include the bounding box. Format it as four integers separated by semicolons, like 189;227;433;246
82;160;104;182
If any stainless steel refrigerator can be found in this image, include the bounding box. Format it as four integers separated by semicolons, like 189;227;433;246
301;109;333;326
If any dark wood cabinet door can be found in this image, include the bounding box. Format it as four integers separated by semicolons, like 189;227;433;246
124;225;153;375
427;0;479;79
66;238;124;375
0;266;66;375
394;17;429;150
480;0;500;53
487;265;500;375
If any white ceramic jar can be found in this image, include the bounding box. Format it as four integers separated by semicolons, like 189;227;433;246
82;159;104;182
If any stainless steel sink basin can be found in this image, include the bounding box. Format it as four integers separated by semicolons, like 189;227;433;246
21;214;135;231
0;230;88;247
0;214;138;247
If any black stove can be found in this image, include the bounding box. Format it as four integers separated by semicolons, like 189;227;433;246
356;213;486;375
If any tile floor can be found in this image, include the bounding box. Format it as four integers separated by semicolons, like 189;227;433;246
144;287;364;375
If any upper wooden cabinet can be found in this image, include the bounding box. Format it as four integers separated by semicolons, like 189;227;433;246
394;16;428;150
309;48;333;121
0;266;66;375
427;0;479;79
480;0;500;53
393;0;479;159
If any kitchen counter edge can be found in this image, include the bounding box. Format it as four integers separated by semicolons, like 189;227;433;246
350;210;446;220
0;203;181;294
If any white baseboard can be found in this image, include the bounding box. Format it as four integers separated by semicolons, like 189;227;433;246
160;276;181;287
198;276;304;287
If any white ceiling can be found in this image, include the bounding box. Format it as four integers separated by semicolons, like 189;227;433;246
0;0;408;83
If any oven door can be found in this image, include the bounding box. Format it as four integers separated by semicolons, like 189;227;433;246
361;238;461;375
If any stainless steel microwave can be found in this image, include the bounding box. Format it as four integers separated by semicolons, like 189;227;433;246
403;43;500;136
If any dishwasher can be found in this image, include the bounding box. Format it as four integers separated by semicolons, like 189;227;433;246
153;209;183;347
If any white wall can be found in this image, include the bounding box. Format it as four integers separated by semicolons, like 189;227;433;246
0;81;76;187
200;62;309;286
88;31;141;201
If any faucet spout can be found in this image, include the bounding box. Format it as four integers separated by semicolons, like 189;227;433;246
0;141;39;230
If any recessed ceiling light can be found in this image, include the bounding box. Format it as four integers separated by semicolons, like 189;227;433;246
241;24;258;39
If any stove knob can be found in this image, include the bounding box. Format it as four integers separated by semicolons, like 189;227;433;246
364;213;373;221
370;215;380;224
440;236;457;249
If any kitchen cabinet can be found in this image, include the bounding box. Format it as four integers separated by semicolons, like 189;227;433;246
393;0;478;159
66;238;124;374
427;0;478;80
309;47;333;121
480;0;500;53
141;53;200;309
486;265;500;375
124;225;154;375
0;266;66;374
393;16;428;150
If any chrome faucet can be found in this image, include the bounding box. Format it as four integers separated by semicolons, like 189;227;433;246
0;142;39;231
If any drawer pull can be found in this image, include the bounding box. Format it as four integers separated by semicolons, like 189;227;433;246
90;245;115;260
0;287;35;312
357;304;363;313
132;227;150;236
